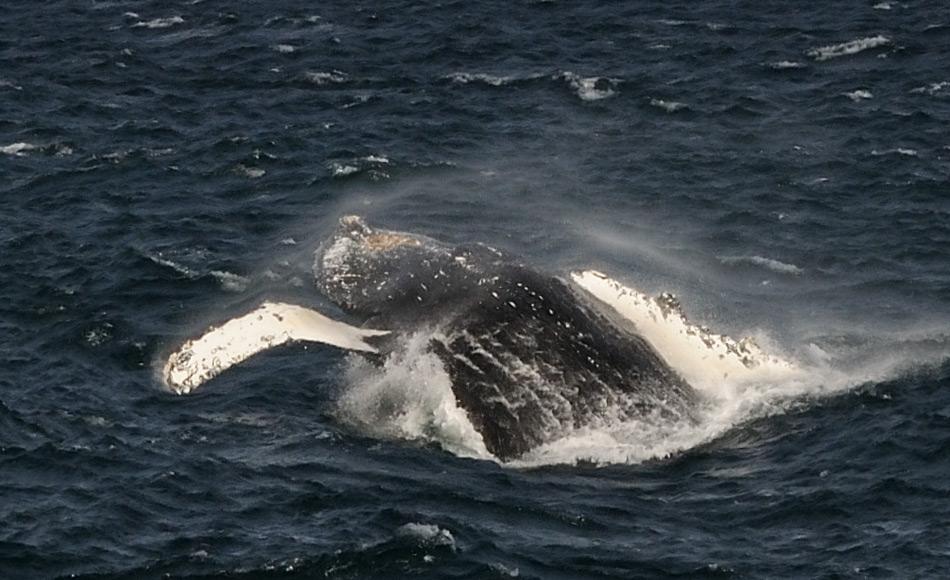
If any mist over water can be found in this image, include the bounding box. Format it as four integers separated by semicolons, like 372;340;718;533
3;0;950;578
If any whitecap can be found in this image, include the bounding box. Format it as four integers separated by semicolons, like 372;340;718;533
445;72;514;86
844;89;873;101
806;35;890;61
273;44;296;53
649;98;686;112
871;148;918;157
210;270;249;292
147;253;200;278
769;60;805;70
304;70;347;85
719;255;804;275
560;72;618;101
910;81;949;96
396;523;456;549
131;16;185;29
84;323;114;347
0;142;37;156
234;164;265;178
873;2;892;9
329;162;359;177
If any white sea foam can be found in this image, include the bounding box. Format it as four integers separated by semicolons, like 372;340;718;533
337;332;493;460
806;35;890;61
649;98;686;112
397;523;456;549
871;148;918;157
910;81;949;96
148;253;200;278
844;89;873;102
769;60;805;70
210;270;249;292
329;163;359;177
273;44;296;53
719;255;804;275
560;72;617;101
873;2;892;9
234;164;265;179
327;155;390;178
304;70;347;85
131;16;185;29
445;72;515;86
0;142;36;156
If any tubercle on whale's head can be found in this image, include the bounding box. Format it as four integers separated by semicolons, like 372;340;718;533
313;215;467;319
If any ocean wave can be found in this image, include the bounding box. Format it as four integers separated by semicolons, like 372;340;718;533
649;98;687;113
144;249;247;292
445;72;516;86
871;148;918;157
304;70;347;85
769;60;806;70
396;523;456;549
560;72;618;101
210;270;250;293
844;89;873;102
1;142;37;156
234;164;266;179
719;255;804;274
910;81;949;96
130;16;185;29
327;155;391;179
0;78;23;91
806;35;890;61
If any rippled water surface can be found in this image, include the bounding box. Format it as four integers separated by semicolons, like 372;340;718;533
2;1;950;578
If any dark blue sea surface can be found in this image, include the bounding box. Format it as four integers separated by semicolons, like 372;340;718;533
2;1;950;578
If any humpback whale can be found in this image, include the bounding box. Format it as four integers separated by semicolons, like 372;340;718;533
164;216;698;460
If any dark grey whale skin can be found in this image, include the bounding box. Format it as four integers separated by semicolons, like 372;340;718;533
314;217;697;460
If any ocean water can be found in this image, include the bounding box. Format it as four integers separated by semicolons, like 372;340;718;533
2;1;950;578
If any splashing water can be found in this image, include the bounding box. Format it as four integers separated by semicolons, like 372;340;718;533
336;331;492;460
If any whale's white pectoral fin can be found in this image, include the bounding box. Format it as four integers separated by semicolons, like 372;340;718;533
163;302;389;394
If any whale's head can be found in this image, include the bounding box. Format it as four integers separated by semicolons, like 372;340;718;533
314;216;477;321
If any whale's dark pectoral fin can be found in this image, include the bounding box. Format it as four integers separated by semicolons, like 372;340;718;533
162;302;389;395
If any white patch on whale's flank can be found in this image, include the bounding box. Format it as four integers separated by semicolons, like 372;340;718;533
163;302;389;394
337;331;492;460
571;270;802;392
